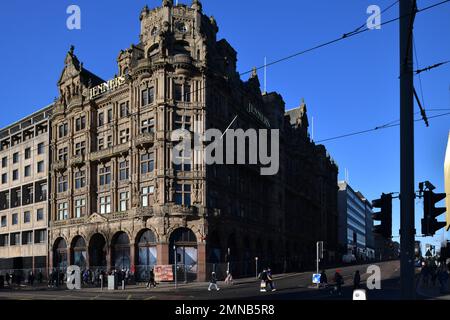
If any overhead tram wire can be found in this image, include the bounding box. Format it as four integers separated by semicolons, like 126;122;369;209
315;111;450;144
3;0;450;158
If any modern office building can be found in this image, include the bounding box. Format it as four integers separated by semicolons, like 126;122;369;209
337;181;375;261
0;106;51;271
0;0;339;281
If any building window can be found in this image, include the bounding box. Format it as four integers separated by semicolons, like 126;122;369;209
37;161;45;173
24;165;31;177
75;198;86;218
1;157;7;168
58;123;68;138
99;196;111;214
1;173;6;184
58;175;68;193
13;169;19;181
37;143;45;155
174;84;182;101
75;141;86;156
98;138;104;150
58;147;68;161
13;152;19;164
141;186;154;207
107;135;113;148
107;109;113;124
22;231;33;245
1;216;6;227
174;148;191;172
75;115;86;131
36;208;44;221
141;118;155;133
10;233;20;246
24;211;31;223
119;160;129;181
119;192;129;212
74;170;86;189
120;102;129;117
174;184;191;206
0;234;8;246
174;114;191;131
12;213;18;225
119;129;130;144
184;84;191;102
140;153;154;174
141;87;155;106
57;202;68;220
99;166;111;186
98;112;104;127
34;229;46;243
25;147;31;159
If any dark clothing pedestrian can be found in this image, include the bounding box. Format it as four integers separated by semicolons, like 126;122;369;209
147;269;157;288
37;271;43;284
320;270;328;287
208;272;219;291
333;271;344;295
28;272;35;286
353;271;361;289
267;269;275;291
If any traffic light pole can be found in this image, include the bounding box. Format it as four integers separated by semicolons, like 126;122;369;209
400;0;416;300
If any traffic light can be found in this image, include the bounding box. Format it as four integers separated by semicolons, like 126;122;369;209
421;190;446;236
372;193;393;239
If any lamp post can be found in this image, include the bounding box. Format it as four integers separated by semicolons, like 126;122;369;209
173;245;177;289
255;257;259;279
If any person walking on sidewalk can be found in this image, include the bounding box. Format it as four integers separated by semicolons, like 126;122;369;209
267;268;276;291
224;270;234;285
146;268;157;289
437;264;449;294
259;269;268;292
208;272;220;291
353;270;361;290
333;270;344;296
320;270;328;288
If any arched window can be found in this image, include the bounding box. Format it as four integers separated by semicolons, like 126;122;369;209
169;228;198;281
112;232;130;270
136;229;157;281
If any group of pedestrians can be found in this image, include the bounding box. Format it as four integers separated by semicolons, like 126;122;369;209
1;270;44;288
319;269;361;296
419;260;449;294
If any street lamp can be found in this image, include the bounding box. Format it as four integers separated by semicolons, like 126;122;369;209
255;257;259;279
173;245;177;289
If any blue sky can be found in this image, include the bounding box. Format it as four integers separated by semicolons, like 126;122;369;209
0;0;449;250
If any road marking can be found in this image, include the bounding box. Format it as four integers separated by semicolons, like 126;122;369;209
90;295;100;300
127;294;132;300
144;296;155;300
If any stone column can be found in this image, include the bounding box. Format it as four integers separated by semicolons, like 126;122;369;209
197;243;206;282
157;243;169;265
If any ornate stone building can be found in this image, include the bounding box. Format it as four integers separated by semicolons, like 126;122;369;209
46;0;338;281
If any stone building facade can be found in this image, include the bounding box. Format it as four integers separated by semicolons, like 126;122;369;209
0;106;51;271
42;0;338;281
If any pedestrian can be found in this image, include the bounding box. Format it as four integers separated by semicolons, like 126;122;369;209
267;268;276;291
5;272;10;286
320;270;328;288
146;268;157;289
421;262;430;287
333;270;344;296
224;270;234;285
28;271;35;286
353;270;361;289
208;272;220;291
37;270;43;284
258;268;268;292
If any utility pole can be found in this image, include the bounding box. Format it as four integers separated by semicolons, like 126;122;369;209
399;0;416;299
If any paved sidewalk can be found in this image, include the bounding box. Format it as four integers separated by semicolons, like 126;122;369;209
0;272;301;293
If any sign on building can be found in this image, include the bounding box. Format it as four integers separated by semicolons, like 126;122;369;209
154;265;174;282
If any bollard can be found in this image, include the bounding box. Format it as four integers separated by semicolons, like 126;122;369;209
122;280;125;290
100;274;103;291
